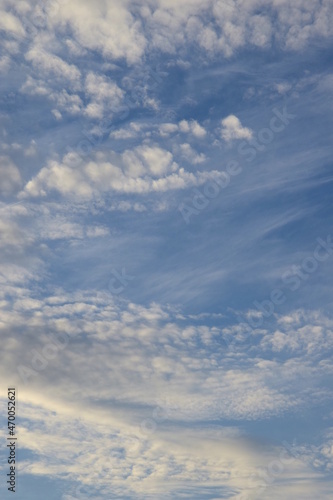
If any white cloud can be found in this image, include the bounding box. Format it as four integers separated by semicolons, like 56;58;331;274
1;0;332;77
85;72;124;105
25;48;81;89
158;120;207;138
110;128;137;139
0;156;22;195
23;160;93;198
84;101;104;119
81;72;124;118
47;0;147;64
52;109;62;120
0;288;329;425
53;90;83;115
65;38;87;57
0;9;24;36
20;76;49;96
261;310;333;355
35;215;109;241
0;218;26;248
109;122;151;140
20;78;83;115
20;147;226;199
191;120;207;137
220;115;253;141
135;145;176;176
179;119;207;137
3;392;310;500
179;143;206;164
248;15;272;47
20;76;83;116
159;123;179;136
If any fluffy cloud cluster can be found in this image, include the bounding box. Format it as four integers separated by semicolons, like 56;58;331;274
1;0;332;75
112;119;207;141
220;115;253;142
159;119;207;138
0;286;331;423
20;145;223;199
25;47;81;89
0;286;332;498
84;71;124;119
1;0;331;141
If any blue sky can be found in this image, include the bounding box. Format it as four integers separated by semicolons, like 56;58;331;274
0;0;333;499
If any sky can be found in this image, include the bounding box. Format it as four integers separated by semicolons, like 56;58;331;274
0;0;333;498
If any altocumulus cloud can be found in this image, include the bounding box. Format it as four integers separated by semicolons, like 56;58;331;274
0;285;333;498
0;0;333;499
